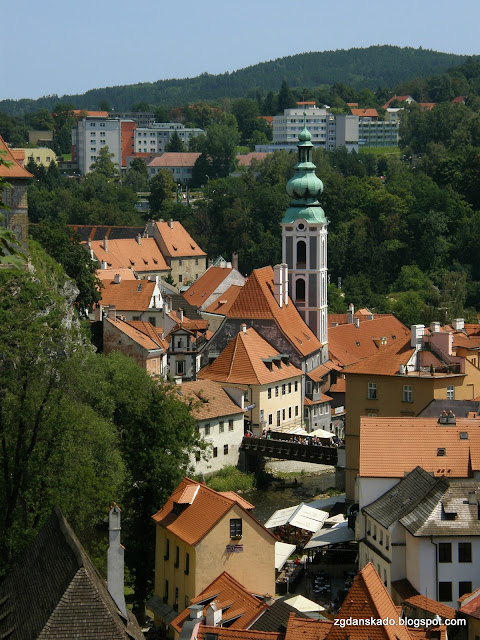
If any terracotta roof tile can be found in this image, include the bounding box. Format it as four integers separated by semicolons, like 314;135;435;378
183;267;234;307
204;284;244;315
329;378;345;393
98;279;156;312
0;135;33;179
326;563;411;640
308;361;341;382
171;572;267;633
72;110;109;118
459;588;480;619
198;327;303;386
154;221;206;258
147;152;201;168
96;268;137;282
127;321;167;348
359;416;480;478
351;108;378;117
175;380;244;421
285;614;332;640
226;267;321;357
106;318;165;351
197;627;282;640
236;153;270;166
218;493;255;510
90;238;170;272
404;595;456;619
329;317;410;368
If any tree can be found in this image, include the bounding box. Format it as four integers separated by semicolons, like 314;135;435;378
98;99;111;111
149;169;175;214
154;106;169;123
277;80;295;113
89;146;119;180
165;130;186;152
191;123;240;181
124;157;150;192
0;152;26;268
131;101;150;112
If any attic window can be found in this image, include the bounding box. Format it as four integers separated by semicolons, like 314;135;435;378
205;634;218;640
392;335;396;339
143;258;149;264
172;245;178;251
190;244;195;250
437;447;446;456
153;258;158;264
460;432;468;440
355;341;361;347
129;259;135;265
137;284;142;292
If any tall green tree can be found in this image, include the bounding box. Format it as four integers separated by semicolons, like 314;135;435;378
89;145;119;179
165;130;186;152
149;169;175;214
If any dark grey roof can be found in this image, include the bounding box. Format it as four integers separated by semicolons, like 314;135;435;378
418;399;480;418
363;466;439;528
0;507;144;640
169;293;202;319
250;600;308;632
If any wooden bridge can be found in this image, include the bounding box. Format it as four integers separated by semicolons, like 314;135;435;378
240;436;338;466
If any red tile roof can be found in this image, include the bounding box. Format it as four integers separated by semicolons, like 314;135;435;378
0;135;33;179
359;416;480;478
147;152;201;168
106;318;165;350
351;108;378;117
198;327;303;386
127;320;167;348
226;267;321;358
418;103;436;111
154;221;206;258
204;284;244;315
171;572;267;633
96;268;137;282
329;317;410;368
404;595;456;619
326;563;411;640
452;96;467;104
236;153;270;166
197;628;282;640
176;380;244;421
307;361;341;382
90;238;170;272
98;279;156;312
285;614;332;640
382;95;414;109
329;378;345;393
72;110;109;118
183;267;234;307
152;477;274;546
459;588;480;619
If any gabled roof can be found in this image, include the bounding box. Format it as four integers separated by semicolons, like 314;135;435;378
343;333;415;374
381;95;414;109
307;361;341;382
152;477;274;546
204;284;244;315
225;267;321;358
127;320;166;347
359;416;480;478
96;268;138;282
198;327;303;386
183;266;234;307
251;600;309;632
106;318;166;351
265;503;328;533
363;466;440;528
170;572;267;633
147;152;201;168
326;563;411;640
404;594;456;620
236;153;270;167
285;614;332;640
98;279;156;312
351;108;378;117
329;316;409;368
197;627;283;640
0;134;33;179
175;380;244;421
72;110;109;118
90;237;170;272
154;221;206;258
0;507;144;640
452;96;467;104
459;587;480;619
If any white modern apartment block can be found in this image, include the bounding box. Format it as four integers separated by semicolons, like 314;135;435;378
73;116;124;175
134;123;204;154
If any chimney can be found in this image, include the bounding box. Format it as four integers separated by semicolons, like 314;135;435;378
430;321;441;333
241;323;247;334
273;264;284;308
353;318;360;328
169;218;174;229
87;238;91;249
452;318;464;331
187;604;204;620
347;303;354;324
107;305;117;320
107;504;127;617
166;295;172;313
104;235;108;252
208;258;213;267
232;251;239;271
178;308;184;322
206;602;222;627
113;273;121;284
282;263;288;306
136;233;141;245
367;313;374;321
101;260;108;269
411;324;425;348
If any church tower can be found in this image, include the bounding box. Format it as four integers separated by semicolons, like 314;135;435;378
281;119;328;362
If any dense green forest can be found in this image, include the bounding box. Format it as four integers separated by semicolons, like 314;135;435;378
0;46;472;116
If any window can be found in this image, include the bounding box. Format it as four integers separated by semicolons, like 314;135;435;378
176;360;185;375
447;385;455;400
459;542;472;562
277;410;281;426
213;447;218;458
373;524;377;540
289;407;292;419
204;424;210;436
224;444;228;455
174;587;179;610
228;419;234;431
185;553;190;575
368;383;377;399
174;545;179;567
179;259;183;266
295;278;306;301
296;240;306;267
219;421;224;433
295;381;298;392
459;581;472;598
275;386;279;397
438;582;452;602
385;535;390;550
268;414;273;425
439;543;452;563
295;406;299;417
282;384;286;395
164;538;170;560
178;274;183;283
230;518;242;538
288;382;292;393
268;388;272;399
195;258;199;265
403;385;413;402
164;579;169;602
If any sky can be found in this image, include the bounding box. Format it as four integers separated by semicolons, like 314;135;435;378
2;0;479;102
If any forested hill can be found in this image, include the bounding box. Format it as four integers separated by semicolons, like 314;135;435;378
1;46;471;115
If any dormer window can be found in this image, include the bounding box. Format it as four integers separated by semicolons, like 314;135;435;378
437;447;446;456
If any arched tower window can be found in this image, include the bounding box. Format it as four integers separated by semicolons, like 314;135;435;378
296;241;306;268
295;278;306;302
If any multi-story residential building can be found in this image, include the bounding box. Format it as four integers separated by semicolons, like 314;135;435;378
89;235;171;280
0;134;32;246
344;323;480;500
176;380;245;473
144;152;201;182
13;147;57;167
95;276;165;325
166;313;209;381
151;478;276;629
199;325;304;435
134;123;204;154
182;263;245;311
351;108;399;147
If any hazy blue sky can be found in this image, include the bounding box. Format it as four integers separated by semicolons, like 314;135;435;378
2;0;479;101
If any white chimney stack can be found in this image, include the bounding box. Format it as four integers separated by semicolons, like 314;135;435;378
282;263;288;306
273;264;284;308
113;273;121;284
430;321;441;333
452;318;464;331
107;504;127;617
169;219;174;229
206;602;222;627
178;308;184;322
353;318;360;328
107;305;117;320
411;324;425;348
241;323;247;334
101;260;108;270
347;303;354;324
104;235;108;252
136;233;141;245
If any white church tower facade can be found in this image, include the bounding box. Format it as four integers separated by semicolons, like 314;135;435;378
281;119;329;362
